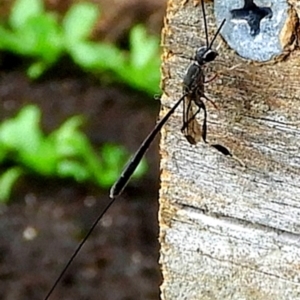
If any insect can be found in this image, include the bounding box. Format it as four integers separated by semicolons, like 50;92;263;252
180;34;221;145
44;1;226;299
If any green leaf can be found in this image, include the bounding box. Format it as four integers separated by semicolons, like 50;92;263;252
23;139;57;175
0;145;7;163
27;61;48;79
63;2;99;43
56;160;90;181
0;105;43;153
0;106;58;174
0;104;148;195
0;13;63;78
50;116;100;181
0;167;23;202
50;115;87;157
0;26;21;51
17;15;63;60
10;0;44;30
111;25;160;94
129;25;160;69
69;41;125;70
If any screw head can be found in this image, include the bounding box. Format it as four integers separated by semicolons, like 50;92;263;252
214;0;296;61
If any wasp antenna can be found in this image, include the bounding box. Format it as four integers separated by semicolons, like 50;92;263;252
201;0;209;49
209;18;226;49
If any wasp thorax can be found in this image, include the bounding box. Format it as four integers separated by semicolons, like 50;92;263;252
195;46;218;65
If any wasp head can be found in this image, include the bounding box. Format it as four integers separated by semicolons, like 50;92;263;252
195;46;218;65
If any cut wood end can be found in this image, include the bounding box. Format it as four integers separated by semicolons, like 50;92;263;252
280;7;298;49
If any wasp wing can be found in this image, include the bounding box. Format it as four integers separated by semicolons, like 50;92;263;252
181;94;202;145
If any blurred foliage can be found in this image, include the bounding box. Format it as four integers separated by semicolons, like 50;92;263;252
0;105;147;202
0;0;161;94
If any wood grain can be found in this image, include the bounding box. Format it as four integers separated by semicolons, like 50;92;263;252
159;0;300;299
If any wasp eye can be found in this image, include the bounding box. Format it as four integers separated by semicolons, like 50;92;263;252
195;47;218;64
204;50;218;62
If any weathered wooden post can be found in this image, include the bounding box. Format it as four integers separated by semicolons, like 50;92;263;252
159;0;300;299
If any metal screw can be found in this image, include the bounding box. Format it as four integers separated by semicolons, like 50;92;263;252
214;0;296;61
230;0;272;36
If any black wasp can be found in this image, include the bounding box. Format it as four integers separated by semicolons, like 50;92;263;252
44;1;226;299
181;18;224;145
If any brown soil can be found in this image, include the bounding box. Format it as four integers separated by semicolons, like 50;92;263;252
0;64;161;300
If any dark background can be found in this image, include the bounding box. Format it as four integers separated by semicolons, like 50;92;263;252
0;0;166;299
